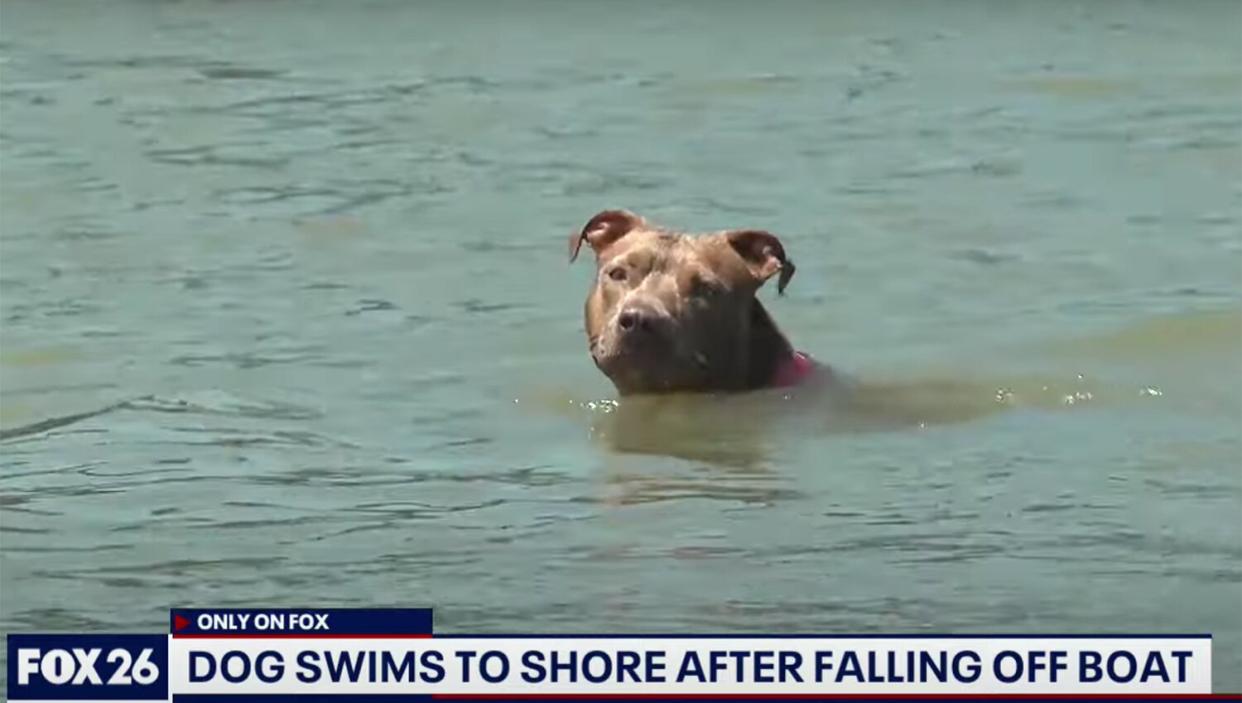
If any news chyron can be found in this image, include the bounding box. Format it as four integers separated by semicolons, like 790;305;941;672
6;608;1213;702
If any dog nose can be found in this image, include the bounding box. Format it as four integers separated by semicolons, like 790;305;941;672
618;308;643;331
617;306;660;334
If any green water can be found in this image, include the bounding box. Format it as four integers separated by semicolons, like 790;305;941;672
1;0;1240;691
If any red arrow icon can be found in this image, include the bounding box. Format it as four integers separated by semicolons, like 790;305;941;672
174;614;190;631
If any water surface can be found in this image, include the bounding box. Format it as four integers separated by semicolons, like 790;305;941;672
1;0;1240;691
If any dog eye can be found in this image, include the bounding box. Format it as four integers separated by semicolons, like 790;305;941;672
689;275;718;298
607;267;627;282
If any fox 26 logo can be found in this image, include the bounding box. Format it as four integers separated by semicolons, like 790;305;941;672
7;634;168;701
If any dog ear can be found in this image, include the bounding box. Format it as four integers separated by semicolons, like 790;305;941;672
569;209;644;262
726;229;796;294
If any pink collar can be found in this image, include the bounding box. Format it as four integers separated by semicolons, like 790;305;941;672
770;351;816;388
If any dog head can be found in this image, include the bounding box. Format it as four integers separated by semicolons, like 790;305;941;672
570;209;795;394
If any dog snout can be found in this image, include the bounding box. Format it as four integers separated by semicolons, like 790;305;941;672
615;304;668;339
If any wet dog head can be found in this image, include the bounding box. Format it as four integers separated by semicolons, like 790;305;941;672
569;209;795;394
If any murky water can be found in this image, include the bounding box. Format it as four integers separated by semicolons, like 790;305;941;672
2;0;1240;691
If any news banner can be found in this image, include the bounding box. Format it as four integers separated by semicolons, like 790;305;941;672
5;608;1221;702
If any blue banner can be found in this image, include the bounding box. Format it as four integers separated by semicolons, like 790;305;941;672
170;608;433;636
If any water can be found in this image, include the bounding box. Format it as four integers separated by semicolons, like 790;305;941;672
2;0;1240;691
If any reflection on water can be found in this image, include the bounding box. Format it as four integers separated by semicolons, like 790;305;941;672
580;308;1242;464
560;308;1242;533
1045;308;1242;362
1;0;1240;692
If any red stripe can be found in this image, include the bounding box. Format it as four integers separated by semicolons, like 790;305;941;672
172;633;434;639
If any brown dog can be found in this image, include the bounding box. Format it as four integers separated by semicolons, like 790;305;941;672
569;209;817;395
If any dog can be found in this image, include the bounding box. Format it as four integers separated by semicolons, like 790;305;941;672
569;209;818;395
